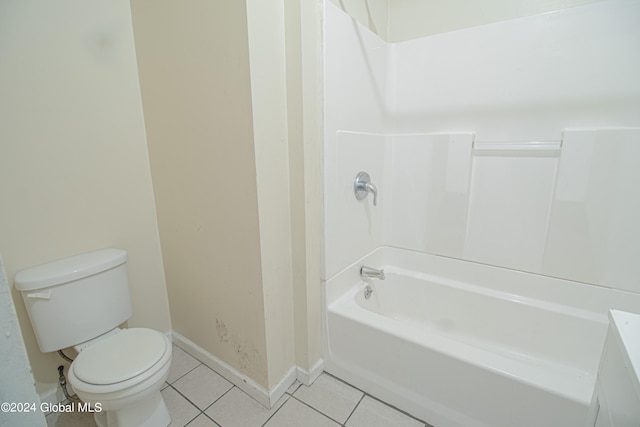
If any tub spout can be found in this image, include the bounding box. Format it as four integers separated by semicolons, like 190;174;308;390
360;266;385;280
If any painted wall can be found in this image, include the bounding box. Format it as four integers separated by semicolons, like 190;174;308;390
285;0;325;374
330;0;604;42
386;0;604;42
329;0;389;40
324;1;640;296
131;0;324;391
0;0;322;402
246;0;297;388
131;0;271;387
0;0;171;396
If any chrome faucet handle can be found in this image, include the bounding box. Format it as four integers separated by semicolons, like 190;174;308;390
354;172;378;206
360;266;385;280
365;182;377;206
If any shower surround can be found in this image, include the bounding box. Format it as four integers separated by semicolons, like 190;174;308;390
322;1;640;426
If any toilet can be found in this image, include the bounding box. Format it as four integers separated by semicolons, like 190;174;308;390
14;248;172;427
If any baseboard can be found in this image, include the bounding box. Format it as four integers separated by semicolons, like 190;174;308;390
269;366;297;406
171;330;298;408
296;358;324;386
38;373;77;409
38;383;60;408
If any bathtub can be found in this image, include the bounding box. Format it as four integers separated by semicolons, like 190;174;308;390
323;247;640;427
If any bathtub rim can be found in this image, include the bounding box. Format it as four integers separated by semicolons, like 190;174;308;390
322;245;640;426
325;245;640;319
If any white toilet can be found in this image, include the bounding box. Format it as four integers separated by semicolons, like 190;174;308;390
15;248;172;427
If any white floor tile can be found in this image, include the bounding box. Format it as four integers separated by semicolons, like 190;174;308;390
286;380;301;395
186;413;218;427
205;387;287;427
293;373;363;424
46;409;96;427
172;365;233;410
162;386;200;427
43;365;428;427
167;345;201;384
346;396;424;427
263;398;340;427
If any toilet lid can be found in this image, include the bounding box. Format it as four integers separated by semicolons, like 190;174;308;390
72;328;167;385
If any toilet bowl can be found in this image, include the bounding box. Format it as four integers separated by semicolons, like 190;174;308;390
14;248;173;427
67;328;172;427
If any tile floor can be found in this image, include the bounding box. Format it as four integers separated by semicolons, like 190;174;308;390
46;345;433;427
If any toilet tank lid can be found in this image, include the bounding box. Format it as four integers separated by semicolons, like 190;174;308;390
14;249;127;291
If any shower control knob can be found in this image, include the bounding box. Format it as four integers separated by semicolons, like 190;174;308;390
354;171;378;206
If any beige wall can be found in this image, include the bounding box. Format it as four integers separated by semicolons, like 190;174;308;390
131;0;271;387
246;0;297;386
246;0;325;382
131;0;324;390
1;0;323;399
285;0;325;373
0;0;171;392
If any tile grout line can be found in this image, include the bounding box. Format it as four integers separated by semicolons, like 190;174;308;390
321;372;431;426
52;358;421;427
259;391;293;427
198;383;236;427
287;381;302;395
201;383;236;413
342;393;365;426
168;358;203;385
172;378;235;427
288;393;345;426
165;383;202;426
292;372;366;425
183;411;221;427
168;356;432;427
168;358;237;426
361;392;430;426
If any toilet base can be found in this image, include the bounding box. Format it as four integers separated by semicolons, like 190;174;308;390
93;390;170;427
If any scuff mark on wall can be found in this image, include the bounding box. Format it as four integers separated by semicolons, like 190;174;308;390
234;342;261;373
215;318;229;343
213;317;266;386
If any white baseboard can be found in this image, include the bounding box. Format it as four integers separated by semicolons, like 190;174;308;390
38;370;78;409
296;358;324;386
171;331;301;408
38;383;60;408
270;366;297;406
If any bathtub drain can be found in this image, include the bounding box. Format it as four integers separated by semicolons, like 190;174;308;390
364;285;373;300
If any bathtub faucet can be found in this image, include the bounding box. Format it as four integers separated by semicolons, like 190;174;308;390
360;266;385;280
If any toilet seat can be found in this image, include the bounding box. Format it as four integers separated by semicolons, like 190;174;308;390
72;328;169;387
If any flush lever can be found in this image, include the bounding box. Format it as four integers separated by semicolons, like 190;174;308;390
26;291;51;300
354;172;378;206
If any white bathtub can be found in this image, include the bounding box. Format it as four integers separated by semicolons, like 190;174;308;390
323;247;640;427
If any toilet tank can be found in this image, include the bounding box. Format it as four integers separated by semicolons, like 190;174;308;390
14;249;133;353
